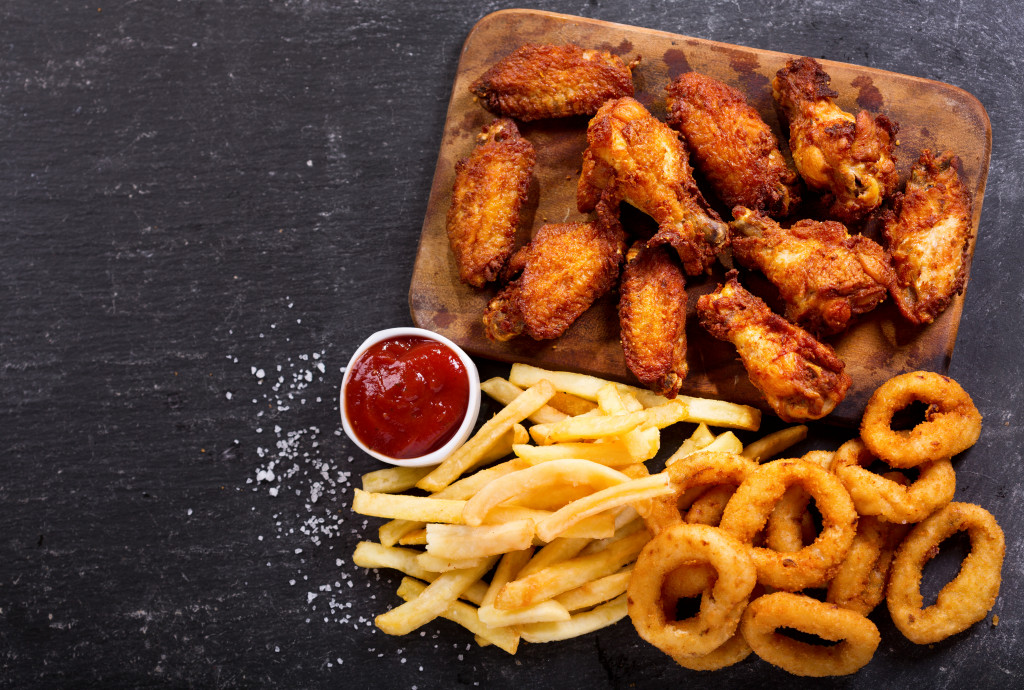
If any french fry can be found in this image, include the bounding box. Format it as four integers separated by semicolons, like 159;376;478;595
623;426;660;461
512;441;639;467
742;425;808;461
416;553;490;573
518;593;629;643
425;521;536;560
417;380;556;492
477;550;571;628
664;430;744;467
351;541;489;605
361;465;434;494
353;489;467;524
509;363;761;430
462;460;631;527
395;577;519;654
516;536;591;579
397;529;427;546
481;377;568;424
547;391;598;417
535;473;671;542
494;529;649;610
554;569;632;612
375;557;497;636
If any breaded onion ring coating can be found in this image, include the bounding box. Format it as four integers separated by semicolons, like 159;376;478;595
659;564;753;671
627;523;756;661
860;371;982;468
741;592;881;676
642;451;758;536
719;458;857;591
831;438;955;524
826;514;907;616
887;502;1004;644
684;484;738;527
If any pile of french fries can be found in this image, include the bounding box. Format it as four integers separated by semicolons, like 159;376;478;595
350;363;807;653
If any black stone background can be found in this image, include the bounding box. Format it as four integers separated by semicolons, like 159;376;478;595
2;1;1022;688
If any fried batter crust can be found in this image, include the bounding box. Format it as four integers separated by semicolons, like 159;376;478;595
730;206;894;336
577;97;728;275
772;57;899;226
697;274;851;422
483;214;626;341
882;150;973;325
618;243;688;397
470;43;637;121
445;119;535;288
666;72;800;218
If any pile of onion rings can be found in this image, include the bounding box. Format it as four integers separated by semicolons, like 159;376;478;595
627;370;1003;677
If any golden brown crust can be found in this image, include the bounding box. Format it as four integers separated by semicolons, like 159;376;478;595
470;43;637;121
666;72;800;217
577;97;728;275
696;273;851;422
883;149;973;325
772;57;899;226
730;206;894;335
445;119;535;288
483;215;626;341
618;243;688;397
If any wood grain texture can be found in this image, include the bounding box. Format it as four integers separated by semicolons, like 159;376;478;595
410;9;991;425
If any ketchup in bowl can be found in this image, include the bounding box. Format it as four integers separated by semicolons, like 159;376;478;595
343;333;473;460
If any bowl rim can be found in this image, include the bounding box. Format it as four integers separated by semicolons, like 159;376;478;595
339;327;481;467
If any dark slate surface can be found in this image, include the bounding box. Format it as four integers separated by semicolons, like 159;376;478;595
1;1;1022;688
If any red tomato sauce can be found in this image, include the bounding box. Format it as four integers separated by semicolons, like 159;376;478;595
344;335;470;459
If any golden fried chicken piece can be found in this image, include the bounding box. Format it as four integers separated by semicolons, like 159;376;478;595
618;242;688;397
470;44;638;121
445;119;535;288
772;57;899;226
577;97;728;275
882;150;974;325
697;273;851;422
483;212;626;341
666;72;800;218
730;206;894;336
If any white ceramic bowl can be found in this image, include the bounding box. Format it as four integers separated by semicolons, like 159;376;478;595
339;327;481;467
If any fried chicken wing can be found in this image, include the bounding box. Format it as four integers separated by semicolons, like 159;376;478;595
883;150;973;325
618;242;688;397
483;213;626;341
470;44;638;122
730;206;894;336
697;273;851;422
772;57;899;226
577;97;728;275
445;119;535;288
666;72;800;217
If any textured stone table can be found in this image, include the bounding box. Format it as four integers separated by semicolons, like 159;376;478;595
2;1;1022;687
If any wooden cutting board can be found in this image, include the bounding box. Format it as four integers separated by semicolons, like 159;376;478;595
409;8;991;426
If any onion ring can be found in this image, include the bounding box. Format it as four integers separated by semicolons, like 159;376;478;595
684;484;738;526
741;592;881;676
887;502;1004;644
719;458;857;591
642;451;757;535
831;438;955;524
627;523;756;660
659;564;753;671
826;514;907;616
860;371;982;468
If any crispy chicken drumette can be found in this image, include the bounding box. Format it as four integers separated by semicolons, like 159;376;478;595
445;119;535;288
482;208;626;341
772;57;899;226
697;273;851;422
883;149;974;325
666;71;800;218
470;43;639;121
577;97;728;275
618;242;689;397
730;206;894;336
